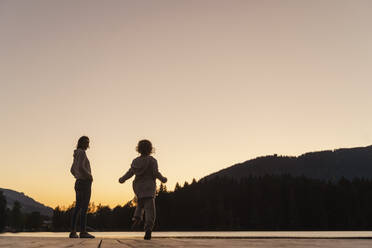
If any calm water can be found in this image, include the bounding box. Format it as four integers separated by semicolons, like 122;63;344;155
1;231;372;238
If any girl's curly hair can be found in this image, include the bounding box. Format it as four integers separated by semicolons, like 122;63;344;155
136;139;154;156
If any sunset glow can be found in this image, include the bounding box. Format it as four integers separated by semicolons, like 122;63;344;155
1;0;372;208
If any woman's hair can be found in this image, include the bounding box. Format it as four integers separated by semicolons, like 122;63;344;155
77;136;90;149
136;139;154;156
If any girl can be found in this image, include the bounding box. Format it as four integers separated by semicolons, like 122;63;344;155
69;136;95;239
119;139;167;240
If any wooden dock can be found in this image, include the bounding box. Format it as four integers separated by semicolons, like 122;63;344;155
2;237;372;248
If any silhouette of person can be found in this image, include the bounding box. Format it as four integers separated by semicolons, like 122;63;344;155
69;136;95;239
119;139;167;240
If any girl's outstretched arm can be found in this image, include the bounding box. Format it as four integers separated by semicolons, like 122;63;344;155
119;167;134;183
153;160;167;183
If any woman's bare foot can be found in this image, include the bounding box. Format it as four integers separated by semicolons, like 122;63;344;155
69;231;79;238
79;232;95;238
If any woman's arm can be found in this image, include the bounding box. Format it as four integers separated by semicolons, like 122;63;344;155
78;151;93;181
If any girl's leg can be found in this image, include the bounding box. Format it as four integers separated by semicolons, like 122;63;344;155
133;198;145;221
143;198;155;232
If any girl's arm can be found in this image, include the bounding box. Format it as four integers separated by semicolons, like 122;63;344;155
119;167;134;183
153;160;167;183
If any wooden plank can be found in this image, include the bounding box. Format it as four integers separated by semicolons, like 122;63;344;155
113;238;372;248
0;237;100;248
97;238;212;248
2;237;372;248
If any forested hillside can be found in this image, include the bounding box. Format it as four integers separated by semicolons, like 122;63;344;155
52;175;372;231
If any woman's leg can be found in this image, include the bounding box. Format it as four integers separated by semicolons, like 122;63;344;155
79;180;92;233
71;180;82;232
71;207;81;232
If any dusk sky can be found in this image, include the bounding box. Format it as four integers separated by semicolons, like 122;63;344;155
1;0;372;208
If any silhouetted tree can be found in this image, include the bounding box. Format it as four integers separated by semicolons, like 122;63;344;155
51;175;372;231
0;191;6;232
11;201;23;231
52;206;71;231
25;212;43;230
94;205;112;230
174;182;181;191
158;183;167;194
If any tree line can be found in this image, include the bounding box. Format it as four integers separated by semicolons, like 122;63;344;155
51;175;372;231
0;191;45;232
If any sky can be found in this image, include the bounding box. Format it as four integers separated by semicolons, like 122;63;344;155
1;0;372;208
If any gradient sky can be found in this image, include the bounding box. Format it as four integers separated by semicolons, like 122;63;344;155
1;0;372;208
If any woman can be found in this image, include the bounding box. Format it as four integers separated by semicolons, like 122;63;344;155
69;136;95;239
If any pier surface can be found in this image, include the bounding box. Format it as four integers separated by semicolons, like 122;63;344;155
2;237;372;248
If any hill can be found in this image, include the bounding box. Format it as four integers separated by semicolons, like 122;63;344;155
50;144;372;231
203;145;372;181
0;188;53;217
